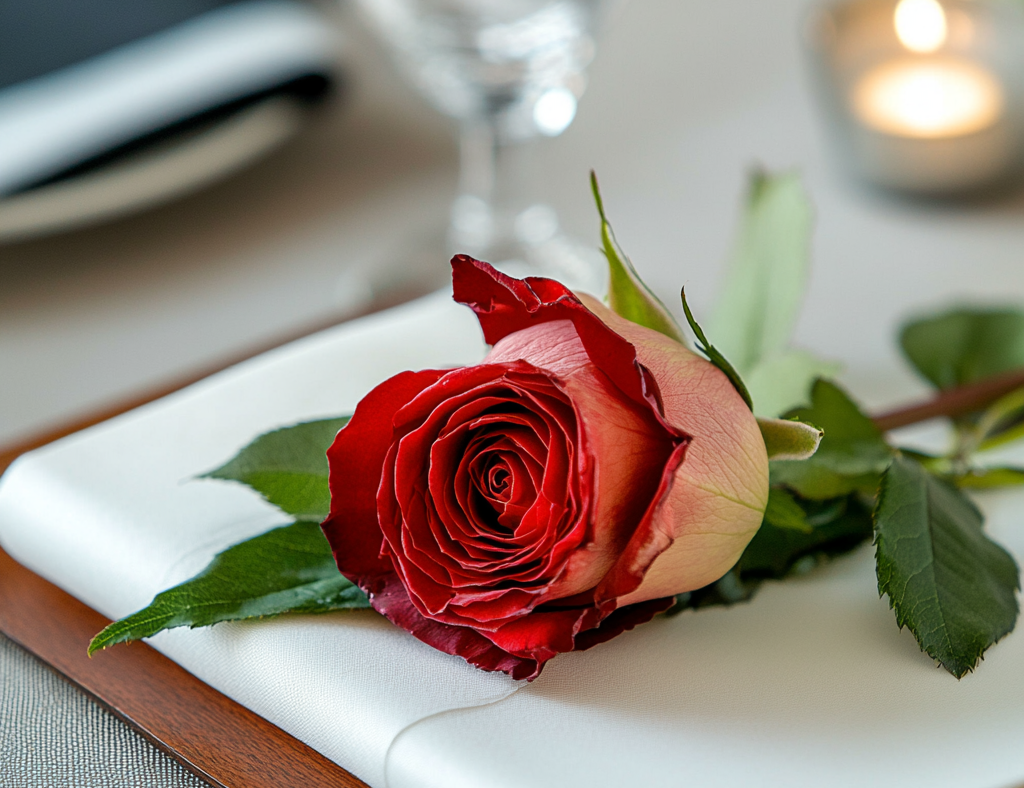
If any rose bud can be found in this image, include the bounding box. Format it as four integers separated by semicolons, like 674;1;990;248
321;256;769;680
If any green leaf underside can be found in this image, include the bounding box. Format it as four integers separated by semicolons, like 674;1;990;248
900;308;1024;391
874;456;1020;678
89;521;368;655
681;289;754;410
590;172;685;343
708;170;814;375
771;380;892;500
204;417;349;521
758;417;822;461
745;350;843;419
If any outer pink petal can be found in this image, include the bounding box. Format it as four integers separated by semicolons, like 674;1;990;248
578;296;770;604
546;357;682;600
452;255;662;415
478;280;693;604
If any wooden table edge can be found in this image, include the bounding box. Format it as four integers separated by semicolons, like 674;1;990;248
0;291;427;788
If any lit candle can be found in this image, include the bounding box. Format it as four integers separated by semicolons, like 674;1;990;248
853;58;1003;138
851;0;1005;140
805;0;1023;194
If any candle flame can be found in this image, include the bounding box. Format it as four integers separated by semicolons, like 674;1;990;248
853;60;1003;138
895;0;948;53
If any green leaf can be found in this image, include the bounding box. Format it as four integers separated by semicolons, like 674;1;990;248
956;466;1024;489
763;487;813;532
899;449;1024;491
741;494;872;578
709;170;814;374
900;307;1024;390
590;172;684;343
681;288;753;410
204;417;349;521
975;387;1024;452
745;349;842;418
874;456;1020;678
897;448;950;472
770;380;892;499
89;521;368;654
758;417;822;461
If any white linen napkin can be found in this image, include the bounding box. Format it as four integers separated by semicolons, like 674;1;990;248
2;290;1023;788
0;292;520;788
389;486;1024;788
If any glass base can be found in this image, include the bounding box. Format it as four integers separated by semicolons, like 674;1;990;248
349;205;608;311
449;198;607;296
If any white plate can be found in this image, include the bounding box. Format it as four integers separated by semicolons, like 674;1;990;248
0;95;308;243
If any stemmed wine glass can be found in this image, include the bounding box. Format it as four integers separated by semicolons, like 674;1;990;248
355;0;606;291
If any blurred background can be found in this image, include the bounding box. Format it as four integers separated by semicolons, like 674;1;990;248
4;0;1024;449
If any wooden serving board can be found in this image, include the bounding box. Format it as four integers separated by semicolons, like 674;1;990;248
0;548;367;788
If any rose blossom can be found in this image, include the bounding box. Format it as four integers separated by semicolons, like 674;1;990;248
321;256;768;680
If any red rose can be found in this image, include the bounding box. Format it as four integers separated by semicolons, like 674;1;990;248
322;257;768;680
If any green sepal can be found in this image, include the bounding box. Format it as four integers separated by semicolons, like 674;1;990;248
874;456;1020;678
590;171;685;343
708;170;814;374
763;487;813;533
89;521;369;655
770;380;892;499
681;288;754;410
758;417;822;461
203;417;349;522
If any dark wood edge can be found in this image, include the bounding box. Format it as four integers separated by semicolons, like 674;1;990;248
0;288;429;788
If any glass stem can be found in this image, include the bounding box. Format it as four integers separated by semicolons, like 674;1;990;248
449;117;535;260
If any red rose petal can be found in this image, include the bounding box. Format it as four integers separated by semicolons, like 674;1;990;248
322;369;446;581
372;573;541;680
452;255;662;416
572;596;676;652
372;365;585;629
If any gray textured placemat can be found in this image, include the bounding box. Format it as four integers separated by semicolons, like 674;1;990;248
0;633;212;788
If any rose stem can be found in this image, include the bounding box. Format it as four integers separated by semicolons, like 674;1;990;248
872;368;1024;432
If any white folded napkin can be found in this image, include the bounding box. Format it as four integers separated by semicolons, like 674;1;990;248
2;291;1023;788
389;488;1024;788
0;292;520;788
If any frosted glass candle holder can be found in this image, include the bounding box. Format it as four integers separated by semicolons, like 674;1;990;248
805;0;1024;196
